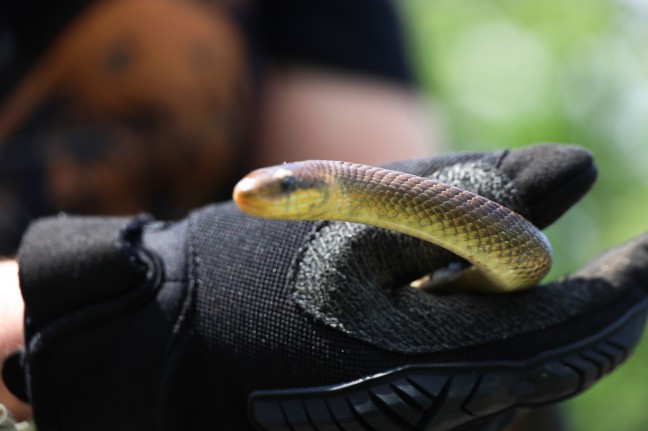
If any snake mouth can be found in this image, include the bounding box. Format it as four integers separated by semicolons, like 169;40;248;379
233;177;266;217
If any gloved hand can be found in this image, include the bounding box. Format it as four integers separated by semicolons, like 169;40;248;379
6;144;648;431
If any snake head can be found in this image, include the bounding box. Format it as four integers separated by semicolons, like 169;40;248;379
233;161;332;220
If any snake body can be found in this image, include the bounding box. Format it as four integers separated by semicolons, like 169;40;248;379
233;160;552;292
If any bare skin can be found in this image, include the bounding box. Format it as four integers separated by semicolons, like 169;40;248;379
254;68;436;166
0;260;31;421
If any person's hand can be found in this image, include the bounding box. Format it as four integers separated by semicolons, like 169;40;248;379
7;144;648;431
0;260;31;423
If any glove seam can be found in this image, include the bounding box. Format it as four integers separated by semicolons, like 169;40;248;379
152;212;201;428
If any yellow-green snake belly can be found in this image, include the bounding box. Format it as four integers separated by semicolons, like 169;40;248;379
233;160;552;292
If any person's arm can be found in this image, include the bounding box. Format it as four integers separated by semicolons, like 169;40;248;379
253;0;436;166
0;260;30;421
254;67;437;166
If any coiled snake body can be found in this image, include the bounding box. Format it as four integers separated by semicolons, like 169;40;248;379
233;160;552;292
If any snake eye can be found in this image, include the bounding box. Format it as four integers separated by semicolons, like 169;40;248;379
279;176;299;193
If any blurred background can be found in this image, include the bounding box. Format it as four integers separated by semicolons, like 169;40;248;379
400;0;648;429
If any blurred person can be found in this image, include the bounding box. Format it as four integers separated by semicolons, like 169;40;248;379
1;1;647;431
0;0;431;250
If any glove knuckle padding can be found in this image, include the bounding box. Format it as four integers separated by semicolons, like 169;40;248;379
575;231;648;291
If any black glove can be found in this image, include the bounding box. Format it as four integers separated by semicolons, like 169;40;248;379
7;144;648;431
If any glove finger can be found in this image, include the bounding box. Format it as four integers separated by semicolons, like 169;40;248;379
499;143;597;228
573;230;648;291
384;143;597;229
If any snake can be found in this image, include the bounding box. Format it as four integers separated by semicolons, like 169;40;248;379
232;160;552;292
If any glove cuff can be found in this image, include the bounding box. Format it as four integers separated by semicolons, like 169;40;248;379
18;215;149;329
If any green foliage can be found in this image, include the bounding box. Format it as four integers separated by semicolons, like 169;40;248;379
401;0;648;429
